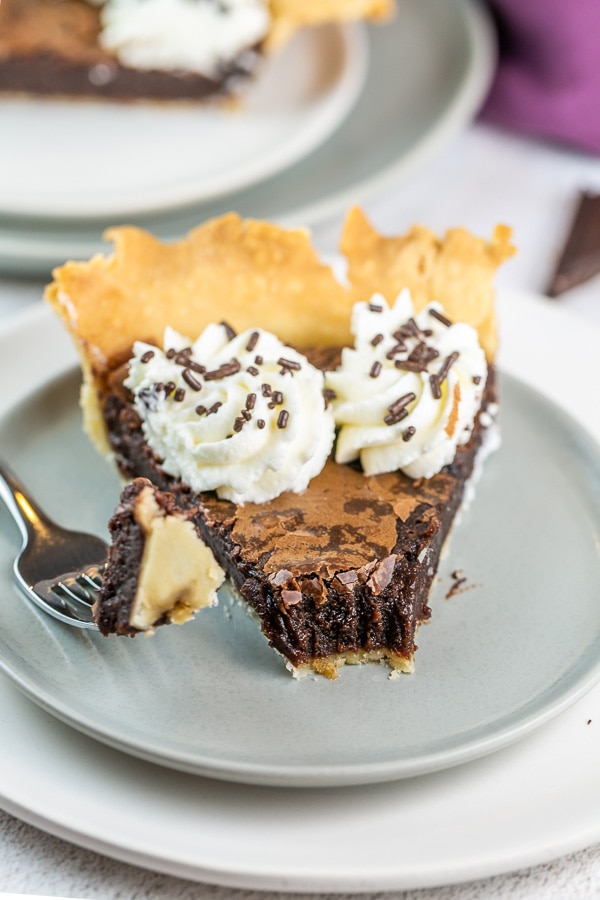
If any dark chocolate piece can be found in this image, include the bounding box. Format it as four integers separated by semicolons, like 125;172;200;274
548;191;600;297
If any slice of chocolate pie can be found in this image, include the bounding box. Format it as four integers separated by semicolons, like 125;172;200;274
0;0;393;103
46;209;514;677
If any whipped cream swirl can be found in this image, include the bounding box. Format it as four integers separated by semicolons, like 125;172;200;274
325;291;488;479
125;323;335;504
95;0;269;78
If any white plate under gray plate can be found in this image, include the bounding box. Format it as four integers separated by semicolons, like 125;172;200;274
0;0;496;274
0;23;367;220
0;292;600;890
1;292;600;793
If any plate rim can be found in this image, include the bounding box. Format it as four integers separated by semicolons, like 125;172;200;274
0;294;600;789
0;290;600;890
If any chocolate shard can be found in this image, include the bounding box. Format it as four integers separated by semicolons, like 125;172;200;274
548;191;600;297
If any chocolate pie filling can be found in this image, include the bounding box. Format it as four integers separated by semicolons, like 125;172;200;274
0;0;260;101
96;347;496;673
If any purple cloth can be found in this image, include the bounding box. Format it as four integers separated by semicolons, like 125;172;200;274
480;0;600;156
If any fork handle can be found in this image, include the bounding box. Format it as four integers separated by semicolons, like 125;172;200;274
0;460;56;546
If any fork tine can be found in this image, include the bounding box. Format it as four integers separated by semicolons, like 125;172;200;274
55;580;94;606
75;572;103;597
0;460;106;630
26;577;97;628
31;566;102;623
49;582;96;622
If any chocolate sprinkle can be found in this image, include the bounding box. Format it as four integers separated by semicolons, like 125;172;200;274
430;351;459;398
261;383;272;397
173;388;186;402
398;318;422;339
438;351;459;381
398;317;434;342
408;342;440;366
208;402;222;415
195;405;207;416
173;350;194;367
166;348;176;359
140;350;155;363
429;307;453;327
395;359;428;373
386;342;408;360
182;368;202;391
246;331;259;352
245;392;257;410
277;410;289;429
384;408;409;426
278;357;302;374
220;321;236;340
430;376;442;400
368;302;383;312
257;419;266;429
185;360;206;375
370;361;382;378
371;334;384;347
204;359;241;381
254;355;264;365
402;426;416;442
473;375;482;385
246;366;260;376
388;392;416;414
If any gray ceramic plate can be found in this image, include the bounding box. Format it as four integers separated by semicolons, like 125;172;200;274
0;0;495;274
1;354;600;786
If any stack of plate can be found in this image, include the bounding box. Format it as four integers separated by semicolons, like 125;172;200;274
4;7;600;893
0;0;495;275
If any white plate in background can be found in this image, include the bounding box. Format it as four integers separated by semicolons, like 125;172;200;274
0;23;367;219
0;0;496;273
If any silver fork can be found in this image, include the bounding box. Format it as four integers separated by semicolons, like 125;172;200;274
0;460;107;629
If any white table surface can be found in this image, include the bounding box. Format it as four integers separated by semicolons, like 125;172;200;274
1;121;600;899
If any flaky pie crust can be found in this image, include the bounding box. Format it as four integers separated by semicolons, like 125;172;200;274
45;207;514;454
